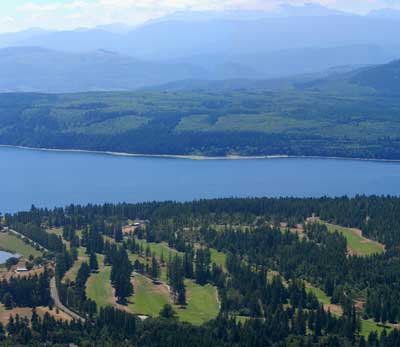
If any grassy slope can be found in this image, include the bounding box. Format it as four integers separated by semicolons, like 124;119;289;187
135;239;181;259
128;274;171;317
324;222;384;256
86;257;113;310
209;248;227;270
177;280;219;325
0;232;41;258
128;275;219;325
85;238;220;324
127;239;220;324
63;247;88;282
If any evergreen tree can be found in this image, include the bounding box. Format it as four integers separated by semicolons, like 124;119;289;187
151;255;160;280
89;252;99;272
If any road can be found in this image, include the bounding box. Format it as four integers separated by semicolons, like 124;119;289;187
50;277;86;322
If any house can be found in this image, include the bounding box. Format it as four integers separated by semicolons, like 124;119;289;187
15;267;28;273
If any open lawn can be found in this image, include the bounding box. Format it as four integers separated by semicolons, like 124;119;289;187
135;239;181;260
0;232;41;258
128;275;219;325
63;249;88;283
210;248;227;270
360;319;393;338
324;222;384;256
128;274;171;317
177;280;219;325
86;257;113;310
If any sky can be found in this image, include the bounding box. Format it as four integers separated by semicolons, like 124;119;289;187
0;0;400;33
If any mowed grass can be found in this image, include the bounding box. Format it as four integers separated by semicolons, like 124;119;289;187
305;283;330;305
63;248;88;282
324;222;384;256
86;257;113;310
128;276;219;325
0;232;41;258
128;274;171;317
177;280;219;325
360;319;393;338
120;238;221;324
210;248;227;270
135;239;181;260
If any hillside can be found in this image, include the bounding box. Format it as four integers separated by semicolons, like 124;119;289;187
1;88;400;159
351;59;400;94
301;58;400;95
0;45;397;92
0;47;204;92
3;196;400;346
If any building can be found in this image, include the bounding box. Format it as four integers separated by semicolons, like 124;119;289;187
15;267;28;273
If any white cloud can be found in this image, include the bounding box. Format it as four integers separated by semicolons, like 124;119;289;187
17;1;91;12
1;0;400;32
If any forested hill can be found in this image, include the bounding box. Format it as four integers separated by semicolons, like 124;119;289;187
350;59;400;94
1;88;400;159
301;57;400;96
3;196;400;346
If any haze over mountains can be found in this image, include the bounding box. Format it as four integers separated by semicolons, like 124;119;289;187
1;4;400;92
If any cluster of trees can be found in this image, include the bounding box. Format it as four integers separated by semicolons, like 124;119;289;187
365;288;400;324
10;196;400;248
109;247;133;304
167;255;186;306
2;306;400;347
0;270;51;309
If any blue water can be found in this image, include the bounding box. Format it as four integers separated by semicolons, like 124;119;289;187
1;147;400;213
0;250;16;264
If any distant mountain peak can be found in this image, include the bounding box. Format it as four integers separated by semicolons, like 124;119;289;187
275;3;351;17
143;5;352;25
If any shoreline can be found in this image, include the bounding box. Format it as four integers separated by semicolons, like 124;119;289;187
1;144;400;163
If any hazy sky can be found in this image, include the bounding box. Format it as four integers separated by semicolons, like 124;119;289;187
1;0;399;33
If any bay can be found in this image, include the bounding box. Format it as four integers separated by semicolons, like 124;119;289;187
1;147;400;213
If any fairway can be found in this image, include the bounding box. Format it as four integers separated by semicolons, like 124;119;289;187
209;248;227;270
128;274;171;317
63;249;89;283
324;222;384;256
135;239;181;260
0;232;41;258
360;319;393;338
86;260;113;310
177;280;220;325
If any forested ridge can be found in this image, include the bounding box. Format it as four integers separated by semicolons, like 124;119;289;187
1;196;400;346
1;89;400;159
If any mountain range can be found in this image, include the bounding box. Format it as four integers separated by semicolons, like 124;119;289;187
0;44;399;93
0;5;400;92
